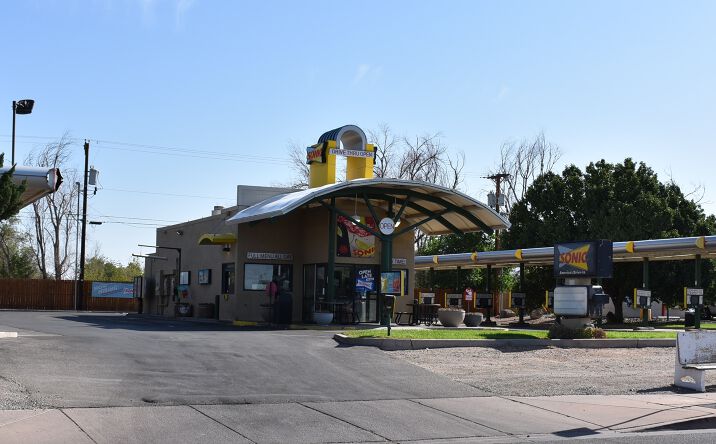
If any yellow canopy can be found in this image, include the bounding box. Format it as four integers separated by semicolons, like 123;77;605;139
198;233;237;245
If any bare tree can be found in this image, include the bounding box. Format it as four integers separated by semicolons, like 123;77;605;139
287;141;310;189
24;134;79;279
489;131;562;213
367;123;398;178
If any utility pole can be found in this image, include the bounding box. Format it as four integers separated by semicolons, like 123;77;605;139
74;181;80;310
78;140;90;310
485;173;510;314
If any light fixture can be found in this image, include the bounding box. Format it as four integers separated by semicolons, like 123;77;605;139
11;99;36;165
176;230;184;236
394;220;401;227
223;244;231;252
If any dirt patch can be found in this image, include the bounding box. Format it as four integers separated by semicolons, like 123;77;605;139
388;346;716;396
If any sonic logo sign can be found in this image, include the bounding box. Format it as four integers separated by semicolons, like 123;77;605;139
554;240;613;278
558;244;591;271
305;142;325;164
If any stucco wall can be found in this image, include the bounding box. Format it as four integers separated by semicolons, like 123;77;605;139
144;202;415;323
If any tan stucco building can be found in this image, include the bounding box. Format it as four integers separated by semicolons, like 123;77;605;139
142;125;509;325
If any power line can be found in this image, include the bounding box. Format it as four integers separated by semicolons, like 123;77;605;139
99;187;234;200
1;134;295;165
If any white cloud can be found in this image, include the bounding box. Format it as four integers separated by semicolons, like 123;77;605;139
175;0;195;28
352;64;383;85
497;85;511;102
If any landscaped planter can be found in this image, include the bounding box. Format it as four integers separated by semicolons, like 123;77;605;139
438;308;465;327
464;312;484;327
312;312;334;325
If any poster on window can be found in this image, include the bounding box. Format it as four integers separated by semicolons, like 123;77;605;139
356;268;375;292
337;215;376;257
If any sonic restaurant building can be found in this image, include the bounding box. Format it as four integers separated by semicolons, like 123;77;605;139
142;125;508;323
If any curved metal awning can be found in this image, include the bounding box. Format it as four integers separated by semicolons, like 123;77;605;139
198;233;237;245
225;178;509;235
0;165;63;208
415;235;716;270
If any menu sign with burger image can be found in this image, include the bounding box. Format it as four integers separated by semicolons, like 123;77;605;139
337;215;376;258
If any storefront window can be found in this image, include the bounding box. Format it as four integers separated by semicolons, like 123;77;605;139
243;263;293;291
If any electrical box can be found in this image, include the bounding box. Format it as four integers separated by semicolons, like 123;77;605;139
633;289;651;309
476;293;492;308
684;288;704;307
511;292;526;308
447;294;462;307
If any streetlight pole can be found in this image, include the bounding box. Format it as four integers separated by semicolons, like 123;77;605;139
11;99;35;165
11;102;16;165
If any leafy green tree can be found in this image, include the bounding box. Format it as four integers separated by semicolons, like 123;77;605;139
416;232;517;292
0;220;38;278
0;153;25;222
85;255;142;282
505;158;715;321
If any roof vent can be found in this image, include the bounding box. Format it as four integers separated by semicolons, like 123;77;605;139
212;206;224;216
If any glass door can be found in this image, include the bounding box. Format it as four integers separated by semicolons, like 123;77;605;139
355;265;378;323
302;264;327;322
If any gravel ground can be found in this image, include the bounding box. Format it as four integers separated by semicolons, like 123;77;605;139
388;346;716;396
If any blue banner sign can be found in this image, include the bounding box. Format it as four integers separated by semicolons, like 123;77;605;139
356;268;375;292
91;282;134;298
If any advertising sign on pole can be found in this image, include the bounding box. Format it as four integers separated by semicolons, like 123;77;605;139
553;240;613;278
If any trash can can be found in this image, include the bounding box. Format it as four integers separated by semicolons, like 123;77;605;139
685;311;695;327
197;303;215;319
277;291;293;325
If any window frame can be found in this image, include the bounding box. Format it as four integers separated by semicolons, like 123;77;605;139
242;262;293;292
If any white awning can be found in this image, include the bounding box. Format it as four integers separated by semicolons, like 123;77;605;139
225;178;509;235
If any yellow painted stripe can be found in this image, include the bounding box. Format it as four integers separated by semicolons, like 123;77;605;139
683;287;688;309
233;320;258;327
696;236;705;249
633;288;637;308
625;241;634;253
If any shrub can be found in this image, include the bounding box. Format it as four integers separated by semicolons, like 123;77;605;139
548;324;607;339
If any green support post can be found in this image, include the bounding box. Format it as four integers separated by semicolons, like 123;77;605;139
642;258;649;326
486;264;493;322
518;262;525;324
695;254;701;329
326;198;336;303
380;235;392;326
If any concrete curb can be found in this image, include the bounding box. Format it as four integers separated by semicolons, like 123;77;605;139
0;331;19;338
333;334;676;351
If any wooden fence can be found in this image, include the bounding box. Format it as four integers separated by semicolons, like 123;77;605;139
0;279;138;312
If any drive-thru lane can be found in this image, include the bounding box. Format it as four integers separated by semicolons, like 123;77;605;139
0;311;484;409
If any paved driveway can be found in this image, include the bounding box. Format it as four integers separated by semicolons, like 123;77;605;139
0;311;483;409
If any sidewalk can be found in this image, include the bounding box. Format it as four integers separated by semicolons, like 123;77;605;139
1;393;715;443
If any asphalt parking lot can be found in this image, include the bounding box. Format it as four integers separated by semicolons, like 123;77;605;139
0;311;483;410
3;311;716;443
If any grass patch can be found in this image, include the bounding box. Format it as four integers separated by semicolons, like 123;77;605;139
659;323;716;330
342;329;676;340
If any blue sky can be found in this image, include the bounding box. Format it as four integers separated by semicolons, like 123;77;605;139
2;0;715;265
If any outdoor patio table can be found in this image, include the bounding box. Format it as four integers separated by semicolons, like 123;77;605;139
407;303;441;325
